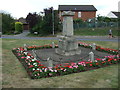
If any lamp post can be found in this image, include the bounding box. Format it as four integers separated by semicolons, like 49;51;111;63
51;7;54;35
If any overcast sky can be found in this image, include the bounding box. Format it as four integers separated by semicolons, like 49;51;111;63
0;0;119;19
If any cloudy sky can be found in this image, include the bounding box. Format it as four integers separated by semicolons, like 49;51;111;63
0;0;119;19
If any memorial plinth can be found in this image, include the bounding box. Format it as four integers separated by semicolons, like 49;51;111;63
55;11;81;56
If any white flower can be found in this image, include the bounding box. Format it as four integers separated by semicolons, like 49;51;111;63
37;68;40;70
95;60;98;62
64;69;66;72
40;69;42;72
44;68;47;72
33;63;37;65
35;64;37;66
54;70;57;72
27;56;30;59
31;59;35;61
49;69;53;72
28;63;30;65
42;68;45;70
83;64;86;66
24;52;28;55
33;68;35;71
102;58;106;61
48;67;52;69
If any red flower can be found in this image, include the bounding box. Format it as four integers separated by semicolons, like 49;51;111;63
42;67;47;68
21;57;25;59
96;63;99;65
86;62;91;64
108;58;113;61
96;58;101;61
64;65;70;68
29;65;34;68
38;64;44;66
60;67;65;70
36;60;41;63
19;47;24;51
102;61;106;63
27;53;31;56
114;59;117;61
89;64;92;66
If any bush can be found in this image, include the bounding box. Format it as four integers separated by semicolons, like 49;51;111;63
15;22;23;34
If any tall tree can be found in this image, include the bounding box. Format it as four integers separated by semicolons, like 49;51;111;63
41;7;61;35
26;12;39;29
1;12;15;34
30;7;61;36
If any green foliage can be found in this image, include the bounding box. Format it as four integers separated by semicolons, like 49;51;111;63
1;12;15;34
15;22;23;33
30;8;61;36
26;12;40;29
73;18;83;23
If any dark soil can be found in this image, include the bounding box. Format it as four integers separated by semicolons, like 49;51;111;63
28;47;112;67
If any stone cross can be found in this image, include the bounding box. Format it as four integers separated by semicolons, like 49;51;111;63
47;57;53;67
62;11;75;36
89;52;94;61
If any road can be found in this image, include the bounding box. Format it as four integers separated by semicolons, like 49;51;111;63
1;31;119;42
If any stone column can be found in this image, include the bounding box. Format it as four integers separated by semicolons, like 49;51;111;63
55;11;81;56
24;44;27;51
47;57;53;67
89;52;94;61
92;43;96;50
62;11;74;36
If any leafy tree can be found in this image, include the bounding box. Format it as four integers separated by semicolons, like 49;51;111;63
1;12;15;34
103;17;111;22
31;7;61;36
54;10;62;33
26;12;40;29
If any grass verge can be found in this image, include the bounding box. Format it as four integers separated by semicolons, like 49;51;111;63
2;39;119;88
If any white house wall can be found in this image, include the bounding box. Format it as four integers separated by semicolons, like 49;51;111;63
107;12;117;18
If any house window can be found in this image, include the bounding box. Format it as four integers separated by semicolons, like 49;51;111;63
78;12;81;17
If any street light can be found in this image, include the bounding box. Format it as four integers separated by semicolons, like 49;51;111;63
51;7;54;36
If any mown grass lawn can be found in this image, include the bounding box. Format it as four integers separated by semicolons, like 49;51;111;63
74;27;119;36
27;27;119;37
2;38;119;88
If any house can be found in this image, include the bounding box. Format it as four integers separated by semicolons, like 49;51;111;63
107;11;120;18
18;17;29;30
58;5;97;21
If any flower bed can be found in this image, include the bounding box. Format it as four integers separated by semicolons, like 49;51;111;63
78;42;118;55
12;42;120;79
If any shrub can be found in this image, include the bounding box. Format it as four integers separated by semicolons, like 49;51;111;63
15;22;23;34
